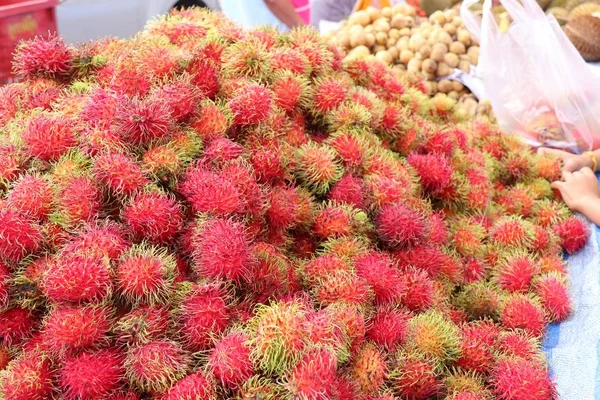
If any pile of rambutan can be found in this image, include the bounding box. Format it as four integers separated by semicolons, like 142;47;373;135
0;7;588;400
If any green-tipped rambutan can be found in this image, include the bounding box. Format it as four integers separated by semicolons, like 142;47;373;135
60;348;125;400
534;273;571;322
6;175;54;220
454;281;501;320
114;304;171;346
490;217;534;250
367;308;411;351
115;97;174;146
125;340;190;393
177;283;229;351
533;199;569;229
284;347;338;399
247;299;308;375
500;294;546;337
390;352;443;400
401;267;437;312
451;217;486;258
209;331;254;389
444;370;492;400
162;371;217;400
191;99;231;141
116;244;176;305
455;321;500;374
553;216;589;254
491;358;557;400
313;270;372;306
1;354;54;400
312;202;369;240
405;309;461;366
494;329;542;360
351;343;387;395
0;209;43;262
229;83;273;126
355;251;405;306
53;177;102;226
294;142;344;195
42;304;110;354
328;173;367;210
272;71;311;112
223;36;272;81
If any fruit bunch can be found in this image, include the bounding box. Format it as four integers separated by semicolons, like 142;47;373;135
324;5;492;121
0;8;587;400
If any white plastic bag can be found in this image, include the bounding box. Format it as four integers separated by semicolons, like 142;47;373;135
461;0;600;152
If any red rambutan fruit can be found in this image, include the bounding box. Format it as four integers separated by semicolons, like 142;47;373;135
106;390;141;400
1;355;54;400
116;245;176;305
534;273;572;322
162;371;217;400
220;161;266;217
55;177;102;226
539;254;568;275
178;164;244;216
0;145;22;185
186;57;221;99
222;36;272;81
302;254;349;282
13;34;72;77
6;175;54;220
553;216;589;254
408;153;453;196
272;72;310;112
191;99;231;141
0;209;43;262
62;222;128;260
428;212;449;245
496;187;534;217
248;299;308;375
496;254;540;293
535;155;562;181
405;309;461;366
0;262;9;309
500;294;547;337
490;217;534;250
0;307;36;346
22;113;77;162
60;348;125;399
401;267;437;312
42;305;110;354
462;258;489;284
355;251;405;305
491;358;556;400
247;242;298;301
191;217;252;282
178;283;229;351
115;97;174;146
394;245;449;279
312;203;367;240
328;173;367;210
312;76;349;114
93;152;150;195
125;340;190;393
42;253;112;303
451;217;486;258
202;137;245;167
327;132;366;170
294;142;344;195
114;304;171;346
285;347;338;400
391;352;443;400
494;329;541;360
376;203;429;249
313;270;372;306
150;75;200;123
209;331;254;389
229;84;273;126
367;308;411;351
531;225;560;255
365;175;409;209
351;343;387;395
79;87;122;129
271;48;311;75
122;191;184;244
250;146;287;184
455;321;500;374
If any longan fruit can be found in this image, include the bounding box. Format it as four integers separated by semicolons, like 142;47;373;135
457;30;472;46
374;44;387;53
386;38;397;48
404;5;417;17
365;33;376;47
366;6;380;22
388;46;400;60
351;11;371;27
399;49;414;64
389;28;401;39
337;32;351;48
438;79;453;93
448;91;460;100
443;52;459;68
381;6;393;18
443;23;457;35
376;31;388;45
429;11;446;25
439;31;453;46
397;37;410;51
407;58;422;73
458;60;471;72
452;81;464;92
436;62;451;77
422;58;437;74
409;34;426;52
467;46;480;65
391;15;406;30
376;50;393;64
375;20;391;33
430;48;446;63
420;44;432;59
449;41;466;55
365;25;374;33
350;32;367;48
392;4;405;15
399;28;412;36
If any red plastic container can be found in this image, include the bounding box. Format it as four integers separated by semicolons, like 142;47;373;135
0;0;59;85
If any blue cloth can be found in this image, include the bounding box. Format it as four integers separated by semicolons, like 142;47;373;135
544;176;600;400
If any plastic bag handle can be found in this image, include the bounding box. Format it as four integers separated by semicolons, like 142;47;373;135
460;0;483;41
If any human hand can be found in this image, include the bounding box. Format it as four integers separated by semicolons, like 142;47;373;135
551;168;600;212
537;147;594;173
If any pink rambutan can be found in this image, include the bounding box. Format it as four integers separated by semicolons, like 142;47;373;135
55;177;103;225
13;34;72;77
0;262;9;309
209;331;254;389
312;76;349;114
407;153;453;196
42;305;110;354
394;245;449;279
1;355;54;400
79;88;122;129
60;348;125;399
220;161;266;217
355;251;405;305
376;203;429;248
6;176;54;220
328;173;367;209
401;267;437;312
285;347;338;399
229;84;273;126
302;254;348;282
22;113;77;162
0;145;22;185
494;330;541;360
116;245;176;305
62;222;128;260
93;152;150;195
313;269;372;306
272;72;310;112
191;217;252;282
115;97;174;146
191;100;231;140
553;216;589;254
202;137;245;167
428;212;449;245
327;132;366;170
367;308;411;351
496;254;540;293
178;164;244;216
0;307;36;346
42;253;112;303
312;203;366;240
271;48;311;75
462;258;489;284
491;358;556;400
391;353;443;400
250;146;287;184
455;321;500;374
247;242;298;301
294;142;344;195
351;343;387;395
162;371;217;400
186;57;221;99
125;340;190;393
500;294;547;337
496;187;534;217
115;304;171;346
178;283;229;351
0;209;43;262
122;191;183;244
534;273;572;322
